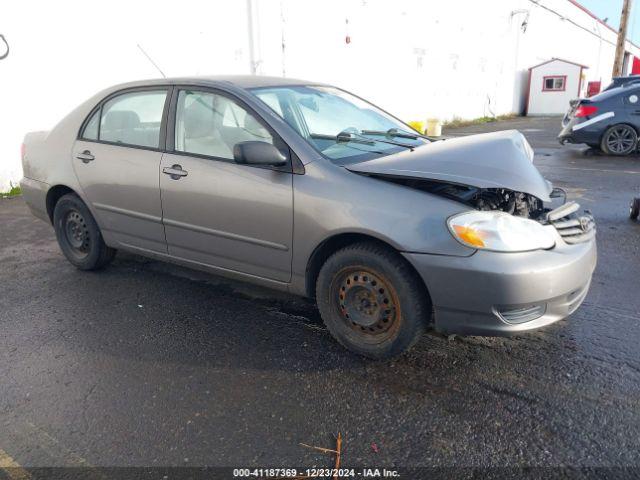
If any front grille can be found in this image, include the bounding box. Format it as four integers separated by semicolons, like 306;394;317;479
546;201;596;244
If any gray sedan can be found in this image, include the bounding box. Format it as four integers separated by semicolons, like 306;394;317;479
21;76;597;358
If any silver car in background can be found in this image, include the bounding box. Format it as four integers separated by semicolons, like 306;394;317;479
21;76;597;358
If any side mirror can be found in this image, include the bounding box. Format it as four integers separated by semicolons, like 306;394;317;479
233;141;287;167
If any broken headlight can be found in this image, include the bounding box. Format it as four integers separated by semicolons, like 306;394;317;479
447;211;555;252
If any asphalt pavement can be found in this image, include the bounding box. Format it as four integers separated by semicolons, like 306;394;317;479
1;116;640;477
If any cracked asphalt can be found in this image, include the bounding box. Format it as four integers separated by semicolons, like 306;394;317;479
1;116;640;474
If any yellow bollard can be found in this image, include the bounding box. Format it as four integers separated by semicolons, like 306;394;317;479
407;121;425;134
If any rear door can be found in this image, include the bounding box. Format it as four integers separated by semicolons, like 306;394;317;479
623;87;640;120
159;88;293;282
72;88;170;253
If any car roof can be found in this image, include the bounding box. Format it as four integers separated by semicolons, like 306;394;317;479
111;75;322;91
612;75;640;84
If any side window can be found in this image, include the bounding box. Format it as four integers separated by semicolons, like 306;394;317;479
175;90;274;160
82;109;100;140
99;90;167;148
542;76;566;92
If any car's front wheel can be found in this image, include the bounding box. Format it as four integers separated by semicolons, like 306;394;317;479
53;193;116;270
316;242;430;359
601;124;638;156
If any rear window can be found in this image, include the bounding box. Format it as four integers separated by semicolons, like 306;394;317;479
80;90;168;149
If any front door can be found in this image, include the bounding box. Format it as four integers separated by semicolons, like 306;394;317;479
72;88;169;253
159;88;293;282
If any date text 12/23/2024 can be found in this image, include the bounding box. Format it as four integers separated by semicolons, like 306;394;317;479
233;468;400;477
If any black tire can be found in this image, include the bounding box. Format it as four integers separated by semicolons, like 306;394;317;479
601;124;638;156
630;197;640;220
316;242;430;359
53;193;116;270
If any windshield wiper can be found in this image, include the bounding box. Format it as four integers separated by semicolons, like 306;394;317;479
311;129;416;151
352;130;416;150
310;132;376;146
361;128;434;141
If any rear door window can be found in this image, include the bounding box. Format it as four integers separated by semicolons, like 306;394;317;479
97;90;167;148
82;109;100;140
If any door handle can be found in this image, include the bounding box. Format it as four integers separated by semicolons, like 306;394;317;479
163;164;188;180
76;150;95;163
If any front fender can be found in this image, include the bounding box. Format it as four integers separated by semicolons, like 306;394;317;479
289;161;475;294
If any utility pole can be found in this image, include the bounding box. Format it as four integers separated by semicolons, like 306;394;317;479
613;0;633;78
246;0;257;75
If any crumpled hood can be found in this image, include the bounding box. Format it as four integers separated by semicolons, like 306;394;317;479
345;130;552;202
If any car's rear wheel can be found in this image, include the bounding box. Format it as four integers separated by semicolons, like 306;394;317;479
601;124;638;156
53;193;116;270
630;197;640;220
316;242;430;359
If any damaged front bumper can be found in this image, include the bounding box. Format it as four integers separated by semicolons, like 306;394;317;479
403;231;597;336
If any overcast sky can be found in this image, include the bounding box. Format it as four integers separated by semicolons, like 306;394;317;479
577;0;640;43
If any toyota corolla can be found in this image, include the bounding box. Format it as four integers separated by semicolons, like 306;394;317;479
21;76;597;358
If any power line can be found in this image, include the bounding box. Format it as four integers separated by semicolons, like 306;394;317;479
526;0;618;48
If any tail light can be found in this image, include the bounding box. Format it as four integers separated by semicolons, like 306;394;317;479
20;143;26;161
575;105;599;118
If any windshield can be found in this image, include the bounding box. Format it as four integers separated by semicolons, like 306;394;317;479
250;85;428;164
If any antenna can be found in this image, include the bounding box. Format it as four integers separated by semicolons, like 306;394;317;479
136;43;166;78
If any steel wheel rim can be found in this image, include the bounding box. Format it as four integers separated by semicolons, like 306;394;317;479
331;267;401;340
607;127;635;154
63;209;91;257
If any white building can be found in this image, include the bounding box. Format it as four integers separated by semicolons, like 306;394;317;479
1;0;640;191
526;58;588;115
